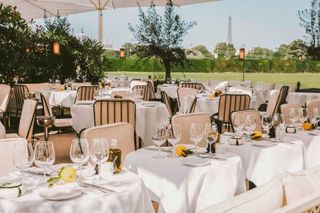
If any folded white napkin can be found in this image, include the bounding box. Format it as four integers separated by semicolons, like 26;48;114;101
39;183;82;200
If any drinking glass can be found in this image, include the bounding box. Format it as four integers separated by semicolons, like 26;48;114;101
167;125;181;156
90;138;109;177
204;123;218;155
13;142;34;180
298;108;308;127
152;126;167;158
189;123;204;153
233;114;245;137
34;141;55;179
70;139;90;179
262;114;272;136
289;108;299;127
245;114;257;141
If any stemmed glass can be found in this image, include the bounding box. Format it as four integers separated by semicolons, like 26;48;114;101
245;114;257;141
298;108;308;127
233;114;245;137
70;139;90;180
289;108;299;127
152;126;167;158
90;138;109;178
311;108;320;129
13;141;34;181
166;124;181;157
204;123;218;155
34;141;55;179
262;114;272;136
189;123;204;154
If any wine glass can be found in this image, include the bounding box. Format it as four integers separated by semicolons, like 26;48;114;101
189;123;204;153
262;114;272;136
233;114;245;137
70;139;90;180
245;114;257;141
13;142;34;181
298;108;308;127
34;141;55;179
152;126;167;158
289;108;299;127
311;108;320;129
90;138;109;177
166;125;181;157
204;123;218;155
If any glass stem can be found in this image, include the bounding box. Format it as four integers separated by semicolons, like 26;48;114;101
209;144;212;154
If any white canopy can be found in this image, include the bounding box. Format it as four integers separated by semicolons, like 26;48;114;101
0;0;219;43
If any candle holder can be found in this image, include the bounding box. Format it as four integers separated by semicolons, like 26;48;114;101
36;116;55;141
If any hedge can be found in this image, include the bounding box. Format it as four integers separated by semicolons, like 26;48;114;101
103;58;320;73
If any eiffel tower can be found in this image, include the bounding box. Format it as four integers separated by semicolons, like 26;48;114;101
227;15;233;44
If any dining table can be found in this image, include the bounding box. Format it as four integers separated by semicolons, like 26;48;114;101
70;100;171;147
156;84;178;99
0;168;154;213
124;147;246;213
217;136;304;186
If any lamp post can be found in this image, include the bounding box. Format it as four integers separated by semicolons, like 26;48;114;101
53;40;60;55
119;48;126;74
239;45;245;81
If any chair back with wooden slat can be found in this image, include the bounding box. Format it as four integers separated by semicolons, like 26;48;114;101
177;87;198;109
40;93;53;116
269;86;290;116
146;80;156;100
93;99;138;148
179;82;205;91
216;94;251;132
230;109;262;132
75;86;99;102
13;84;29;115
132;85;149;101
160;91;173;116
19;99;37;141
82;123;135;164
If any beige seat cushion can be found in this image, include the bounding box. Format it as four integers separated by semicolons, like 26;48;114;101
283;166;320;205
198;178;283;213
5;133;21;139
54;118;72;128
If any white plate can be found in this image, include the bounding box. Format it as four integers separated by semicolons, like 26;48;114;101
180;156;210;167
309;130;320;136
251;141;276;147
39;185;82;201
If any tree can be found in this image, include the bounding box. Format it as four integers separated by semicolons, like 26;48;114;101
213;42;236;59
298;0;320;59
129;0;196;79
191;45;213;59
247;47;273;59
0;4;31;84
273;40;308;59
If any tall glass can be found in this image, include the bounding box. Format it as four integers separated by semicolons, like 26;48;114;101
289;108;299;127
189;123;204;153
13;141;34;181
70;139;90;180
34;141;55;179
262;114;272;136
167;125;181;157
233;114;245;137
90;138;109;177
204;123;218;155
152;126;167;158
245;114;257;141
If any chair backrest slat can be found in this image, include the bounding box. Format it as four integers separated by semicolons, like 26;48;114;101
161;91;173;116
18;99;37;141
14;84;29;113
179;82;205;91
75;86;99;102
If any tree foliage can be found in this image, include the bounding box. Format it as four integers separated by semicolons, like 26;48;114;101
213;42;236;59
191;45;213;59
298;0;320;59
247;47;273;59
273;40;309;59
129;0;196;79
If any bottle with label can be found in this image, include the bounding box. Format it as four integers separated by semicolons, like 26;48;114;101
107;139;122;173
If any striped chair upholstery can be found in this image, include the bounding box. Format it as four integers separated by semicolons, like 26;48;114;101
132;85;149;101
230;109;262;132
179;82;205;91
215;94;251;133
93;99;139;149
161;91;173;116
13;84;29;117
75;85;99;102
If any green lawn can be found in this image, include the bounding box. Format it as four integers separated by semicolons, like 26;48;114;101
106;71;320;88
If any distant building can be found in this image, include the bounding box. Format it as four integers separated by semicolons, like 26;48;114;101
75;29;89;43
227;15;233;45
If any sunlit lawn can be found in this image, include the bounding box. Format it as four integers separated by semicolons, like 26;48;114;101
106;71;320;88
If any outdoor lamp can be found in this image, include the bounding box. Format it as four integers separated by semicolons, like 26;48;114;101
239;47;245;60
119;48;126;58
53;40;60;55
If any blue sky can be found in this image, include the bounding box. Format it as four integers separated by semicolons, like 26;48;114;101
37;0;309;51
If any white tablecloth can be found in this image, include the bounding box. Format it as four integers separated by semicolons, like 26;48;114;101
283;130;320;168
287;92;320;105
217;140;304;186
49;90;77;108
71;101;170;147
124;149;245;213
0;171;154;213
156;84;178;99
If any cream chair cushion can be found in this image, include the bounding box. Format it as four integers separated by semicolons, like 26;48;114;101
0;121;5;139
266;90;280;116
171;113;210;146
82;122;135;164
306;99;320;119
283;166;320;204
0;138;28;177
0;84;11;113
198;178;283;213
